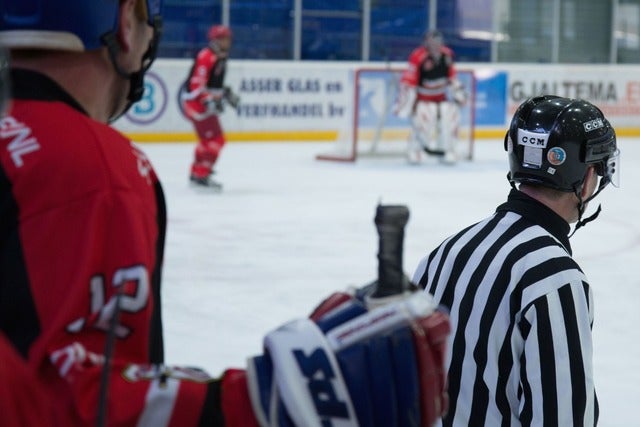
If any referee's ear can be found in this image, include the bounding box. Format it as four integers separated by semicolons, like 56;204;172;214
580;166;598;200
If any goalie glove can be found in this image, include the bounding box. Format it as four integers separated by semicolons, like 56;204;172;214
447;79;467;106
246;290;450;427
224;86;241;110
393;83;416;119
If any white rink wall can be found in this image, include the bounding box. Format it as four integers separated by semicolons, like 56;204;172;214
114;59;640;142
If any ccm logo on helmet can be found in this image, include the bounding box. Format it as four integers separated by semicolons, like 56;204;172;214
517;129;549;148
583;118;604;132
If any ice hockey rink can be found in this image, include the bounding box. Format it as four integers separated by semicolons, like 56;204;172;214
141;137;639;426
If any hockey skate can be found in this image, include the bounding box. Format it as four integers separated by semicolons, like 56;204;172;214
406;135;424;165
439;150;457;165
189;174;223;192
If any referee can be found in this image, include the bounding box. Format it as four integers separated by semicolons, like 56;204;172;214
413;96;620;426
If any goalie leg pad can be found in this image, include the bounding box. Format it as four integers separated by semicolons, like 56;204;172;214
247;292;446;427
260;318;358;427
412;311;451;425
368;335;397;426
411;102;439;151
246;354;274;426
437;101;461;157
390;327;421;426
313;297;368;334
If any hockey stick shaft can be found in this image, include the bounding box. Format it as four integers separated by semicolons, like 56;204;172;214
96;286;124;427
371;204;411;298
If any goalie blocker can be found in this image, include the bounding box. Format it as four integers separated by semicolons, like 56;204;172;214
240;204;450;426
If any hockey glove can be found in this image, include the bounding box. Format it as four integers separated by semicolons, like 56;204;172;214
447;79;467;106
246;290;450;427
203;97;225;114
224;86;241;110
393;83;416;119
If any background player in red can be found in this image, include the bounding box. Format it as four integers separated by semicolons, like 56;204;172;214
0;1;449;425
395;30;467;164
181;24;240;190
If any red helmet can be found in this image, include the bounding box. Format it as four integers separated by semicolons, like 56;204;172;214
207;25;232;41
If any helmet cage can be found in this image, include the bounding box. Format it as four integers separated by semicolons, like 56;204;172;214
584;130;619;187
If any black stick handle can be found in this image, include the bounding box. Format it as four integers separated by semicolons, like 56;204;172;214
371;204;411;298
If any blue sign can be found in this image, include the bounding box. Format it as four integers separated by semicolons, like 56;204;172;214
474;70;508;126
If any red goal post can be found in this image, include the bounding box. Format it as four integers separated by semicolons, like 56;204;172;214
316;67;476;162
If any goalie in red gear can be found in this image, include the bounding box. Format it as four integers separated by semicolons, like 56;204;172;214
396;30;466;164
182;24;239;190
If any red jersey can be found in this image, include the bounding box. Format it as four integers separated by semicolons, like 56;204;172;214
0;69;254;426
0;333;54;426
183;47;228;116
400;45;456;103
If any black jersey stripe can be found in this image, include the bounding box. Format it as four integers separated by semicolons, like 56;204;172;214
0;165;41;358
519;346;533;426
558;283;586;426
534;297;559;427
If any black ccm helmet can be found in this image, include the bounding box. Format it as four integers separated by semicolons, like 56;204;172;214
505;95;618;192
505;95;620;234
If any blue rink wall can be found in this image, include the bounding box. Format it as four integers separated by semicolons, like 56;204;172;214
115;60;640;143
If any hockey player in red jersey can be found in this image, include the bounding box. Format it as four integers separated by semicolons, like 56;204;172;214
395;30;467;164
181;24;240;190
0;2;449;426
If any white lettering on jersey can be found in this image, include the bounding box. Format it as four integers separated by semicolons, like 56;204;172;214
517;128;549;148
131;145;153;185
0;116;41;167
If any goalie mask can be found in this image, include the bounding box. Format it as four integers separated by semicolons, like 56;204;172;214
0;0;164;120
505;95;620;233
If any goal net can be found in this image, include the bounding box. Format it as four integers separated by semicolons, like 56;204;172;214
316;67;476;162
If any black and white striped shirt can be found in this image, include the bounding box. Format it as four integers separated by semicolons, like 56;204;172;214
413;189;598;426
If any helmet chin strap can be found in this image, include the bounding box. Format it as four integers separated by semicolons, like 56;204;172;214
569;177;609;237
101;30;157;123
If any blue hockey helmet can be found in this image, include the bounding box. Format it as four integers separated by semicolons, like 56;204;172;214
0;1;162;52
0;0;163;119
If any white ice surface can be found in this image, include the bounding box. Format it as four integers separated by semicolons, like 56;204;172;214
141;138;640;426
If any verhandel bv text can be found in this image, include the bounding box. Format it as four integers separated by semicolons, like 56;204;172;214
237;104;324;117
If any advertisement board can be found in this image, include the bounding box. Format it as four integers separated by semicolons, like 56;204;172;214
114;60;640;142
